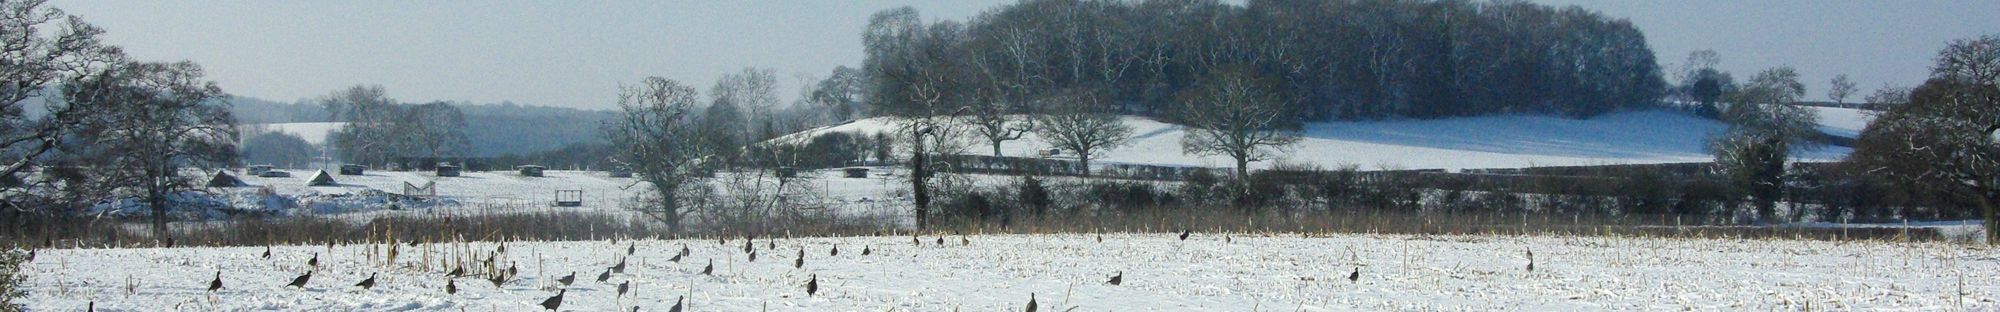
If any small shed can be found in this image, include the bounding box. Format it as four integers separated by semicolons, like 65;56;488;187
257;170;292;178
436;164;462;177
338;164;366;176
207;171;246;187
306;170;337;186
248;165;275;176
554;190;583;207
518;165;546;177
608;168;633;178
843;167;870;178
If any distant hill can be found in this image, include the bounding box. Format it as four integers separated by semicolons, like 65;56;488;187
231;96;613;157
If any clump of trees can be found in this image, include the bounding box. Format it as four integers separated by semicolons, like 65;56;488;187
1707;66;1818;224
240;131;316;168
1851;34;2000;244
0;0;239;235
321;86;470;168
863;0;1664;123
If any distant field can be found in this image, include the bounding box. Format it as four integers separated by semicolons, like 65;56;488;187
19;233;1995;311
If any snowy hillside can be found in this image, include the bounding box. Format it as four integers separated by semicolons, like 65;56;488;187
789;110;1854;171
20;233;1995;311
244;122;345;145
1811;106;1876;138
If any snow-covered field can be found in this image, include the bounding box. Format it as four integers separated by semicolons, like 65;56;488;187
20;233;1996;311
791;110;1853;171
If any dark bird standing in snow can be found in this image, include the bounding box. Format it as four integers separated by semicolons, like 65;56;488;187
611;257;628;274
1107;271;1122;286
446;279;457;294
557;271;577;286
701;259;713;275
355;272;377;290
539;289;565;311
597;269;611;283
805;274;819;297
287;271;313;289
794;249;804;269
307;253;319;267
627;242;636;256
935;236;944;246
911;236;920;246
1526;248;1535;272
830;245;839;256
508;261;520;278
680;244;690;257
616;280;630;298
862;246;871;256
669;253;682;263
1026;293;1038;312
261;246;271;259
961;236;969;246
1347;267;1359;283
743;239;754;254
669;296;684;312
748;250;758;262
207;271;223;292
487;273;507;287
448;266;464;277
1179;230;1191;241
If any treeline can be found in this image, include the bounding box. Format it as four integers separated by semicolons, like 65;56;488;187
860;0;1664;121
231;93;616;159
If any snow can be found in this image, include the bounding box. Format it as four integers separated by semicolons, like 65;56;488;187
1810;106;1876;139
787;110;1853;171
244;122;345;146
19;233;1997;311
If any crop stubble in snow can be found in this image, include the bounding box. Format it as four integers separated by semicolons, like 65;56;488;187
19;233;1998;311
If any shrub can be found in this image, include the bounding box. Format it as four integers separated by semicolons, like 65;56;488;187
0;249;24;312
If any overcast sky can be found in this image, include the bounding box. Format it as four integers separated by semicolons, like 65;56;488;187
48;0;2000;110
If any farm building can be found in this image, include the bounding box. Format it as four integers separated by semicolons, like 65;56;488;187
518;165;545;177
306;170;337;186
339;164;365;175
206;171;246;187
436;164;462;177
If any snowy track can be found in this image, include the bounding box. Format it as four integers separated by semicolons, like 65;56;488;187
21;233;1998;311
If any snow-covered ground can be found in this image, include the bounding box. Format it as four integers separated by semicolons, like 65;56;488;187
19;233;1996;311
1811;106;1877;139
789;110;1854;171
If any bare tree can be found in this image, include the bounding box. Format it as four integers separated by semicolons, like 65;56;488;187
1863;84;1911;110
1177;68;1301;188
323;85;401;167
0;0;123;209
1827;74;1856;105
403;102;468;160
712;68;780;142
1033;89;1130;176
1851;35;2000;244
66;61;236;236
604;77;711;233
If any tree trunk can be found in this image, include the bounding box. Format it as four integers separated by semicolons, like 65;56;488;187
911;132;930;230
658;185;681;234
1078;153;1091;177
148;187;169;239
991;142;1003;158
1982;193;1999;245
1236;156;1251;203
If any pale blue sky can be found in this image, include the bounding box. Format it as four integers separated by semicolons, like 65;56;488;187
49;0;2000;109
